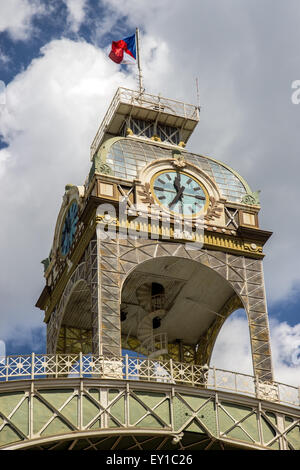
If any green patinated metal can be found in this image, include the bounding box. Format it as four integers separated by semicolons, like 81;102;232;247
0;381;299;450
88;138;121;183
241;190;261;205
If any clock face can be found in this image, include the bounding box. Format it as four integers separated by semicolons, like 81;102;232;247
60;201;79;256
152;170;207;216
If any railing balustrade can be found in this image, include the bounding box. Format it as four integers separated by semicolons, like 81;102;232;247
0;353;298;408
90;87;200;158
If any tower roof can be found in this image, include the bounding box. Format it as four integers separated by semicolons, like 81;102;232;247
91;136;253;204
90;87;200;160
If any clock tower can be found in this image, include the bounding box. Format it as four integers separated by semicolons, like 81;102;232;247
1;87;298;451
38;87;274;383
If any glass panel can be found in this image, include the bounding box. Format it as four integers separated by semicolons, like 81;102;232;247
106;140;247;202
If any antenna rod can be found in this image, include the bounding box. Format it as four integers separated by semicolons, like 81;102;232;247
136;28;144;94
196;77;200;109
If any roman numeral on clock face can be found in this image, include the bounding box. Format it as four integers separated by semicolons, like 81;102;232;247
157;178;166;185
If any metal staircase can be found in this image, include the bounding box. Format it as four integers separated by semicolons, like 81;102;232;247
136;283;168;359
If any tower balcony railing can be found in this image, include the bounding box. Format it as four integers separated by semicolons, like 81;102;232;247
90;87;200;159
0;354;299;409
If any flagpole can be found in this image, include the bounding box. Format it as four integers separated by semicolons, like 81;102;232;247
136;28;144;94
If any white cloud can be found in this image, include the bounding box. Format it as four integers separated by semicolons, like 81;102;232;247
97;0;300;304
269;319;300;386
0;0;300;393
64;0;87;33
0;37;135;341
210;311;254;375
211;311;300;387
0;0;45;41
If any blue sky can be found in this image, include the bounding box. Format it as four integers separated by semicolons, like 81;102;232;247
0;1;131;87
0;0;300;385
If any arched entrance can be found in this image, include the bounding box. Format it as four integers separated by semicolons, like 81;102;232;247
47;237;273;382
95;237;273;381
55;278;92;354
120;256;242;365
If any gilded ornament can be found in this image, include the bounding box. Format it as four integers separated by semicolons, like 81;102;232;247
204;196;222;221
138;182;155;205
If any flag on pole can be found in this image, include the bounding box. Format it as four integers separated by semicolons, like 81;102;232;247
108;33;136;64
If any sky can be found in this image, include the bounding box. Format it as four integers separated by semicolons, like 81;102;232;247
0;0;299;386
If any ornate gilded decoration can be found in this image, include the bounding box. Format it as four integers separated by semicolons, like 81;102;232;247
204;196;223;221
137;182;155;205
126;127;133;136
172;153;186;169
241;190;261;205
150;135;161;142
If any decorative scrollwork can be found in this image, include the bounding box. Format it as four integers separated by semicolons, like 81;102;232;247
255;381;279;402
171;154;186;168
138;182;155;205
241;190;261;205
204;196;222;221
96;161;113;175
172;432;184;444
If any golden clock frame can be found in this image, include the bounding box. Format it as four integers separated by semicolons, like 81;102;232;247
150;168;210;218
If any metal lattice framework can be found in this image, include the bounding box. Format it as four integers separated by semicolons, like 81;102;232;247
47;237;274;382
56;327;92;354
94;237;274;381
90;87;199;159
85;240;99;354
0;354;298;408
0;375;299;450
47;262;87;353
121;117;181;145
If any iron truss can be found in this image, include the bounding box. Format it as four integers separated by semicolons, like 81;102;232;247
0;378;299;450
47;237;275;381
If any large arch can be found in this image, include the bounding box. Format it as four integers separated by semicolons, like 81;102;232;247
47;236;274;382
55;278;92;354
120;255;242;366
96;237;273;382
47;262;92;354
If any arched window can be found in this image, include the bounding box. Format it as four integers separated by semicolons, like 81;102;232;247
151;282;165;310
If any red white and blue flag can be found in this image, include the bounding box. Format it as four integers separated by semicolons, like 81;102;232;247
109;33;136;65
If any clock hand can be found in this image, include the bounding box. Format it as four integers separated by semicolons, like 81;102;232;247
169;186;185;208
173;172;181;192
